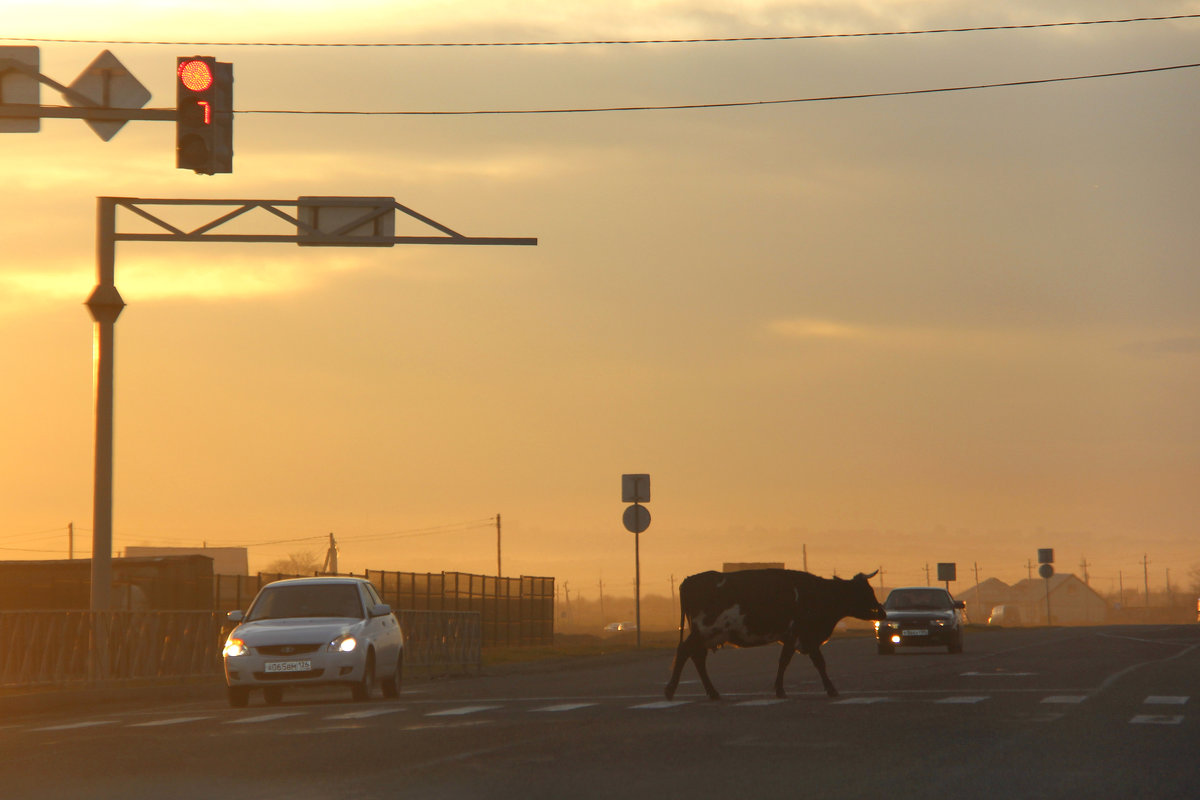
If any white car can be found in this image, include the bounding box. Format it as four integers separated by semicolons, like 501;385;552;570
222;576;404;708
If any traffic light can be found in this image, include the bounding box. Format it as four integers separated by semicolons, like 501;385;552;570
176;56;232;174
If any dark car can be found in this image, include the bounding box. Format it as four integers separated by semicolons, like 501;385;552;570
875;586;965;654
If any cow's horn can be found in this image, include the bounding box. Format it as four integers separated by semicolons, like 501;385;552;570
861;569;879;580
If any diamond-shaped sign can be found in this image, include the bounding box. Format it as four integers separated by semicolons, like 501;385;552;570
66;50;150;141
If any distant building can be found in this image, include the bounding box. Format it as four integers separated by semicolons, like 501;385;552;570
125;546;248;576
956;574;1108;625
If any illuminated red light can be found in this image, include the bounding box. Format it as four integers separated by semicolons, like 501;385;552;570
178;59;214;92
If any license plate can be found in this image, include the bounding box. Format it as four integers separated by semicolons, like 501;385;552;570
265;660;312;673
901;629;929;637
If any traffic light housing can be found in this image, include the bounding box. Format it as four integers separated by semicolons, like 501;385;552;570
176;56;232;174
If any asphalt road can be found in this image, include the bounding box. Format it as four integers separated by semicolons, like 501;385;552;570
3;624;1197;800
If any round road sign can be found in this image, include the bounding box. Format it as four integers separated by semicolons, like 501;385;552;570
623;504;651;534
1038;563;1054;579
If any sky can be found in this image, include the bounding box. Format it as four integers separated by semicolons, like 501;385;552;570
2;0;1198;605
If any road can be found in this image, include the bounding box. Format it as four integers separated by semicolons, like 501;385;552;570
3;624;1197;799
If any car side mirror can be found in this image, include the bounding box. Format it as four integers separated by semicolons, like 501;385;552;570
227;610;244;623
954;601;966;610
369;603;392;617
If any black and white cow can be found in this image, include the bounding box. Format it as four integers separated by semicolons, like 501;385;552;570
664;568;886;701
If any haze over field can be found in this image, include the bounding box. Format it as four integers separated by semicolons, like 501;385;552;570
2;1;1198;600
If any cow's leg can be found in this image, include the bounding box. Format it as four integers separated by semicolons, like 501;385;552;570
773;637;798;698
665;631;710;700
806;645;838;697
691;648;721;701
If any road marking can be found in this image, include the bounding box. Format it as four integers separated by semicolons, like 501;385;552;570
425;705;501;717
129;716;212;727
225;713;306;724
1040;695;1087;704
833;697;888;705
735;699;788;707
1130;714;1184;725
935;696;989;704
33;720;119;731
631;701;691;710
961;671;1036;677
325;708;405;720
1144;696;1188;705
530;703;598;713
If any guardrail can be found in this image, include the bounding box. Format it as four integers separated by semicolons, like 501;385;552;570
0;609;481;688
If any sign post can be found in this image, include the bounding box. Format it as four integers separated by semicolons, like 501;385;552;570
622;474;651;647
1038;549;1055;624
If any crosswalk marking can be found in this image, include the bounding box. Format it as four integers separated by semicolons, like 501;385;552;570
225;712;305;725
936;696;988;704
735;699;788;707
1040;695;1087;704
833;697;888;705
631;700;690;710
1144;696;1188;705
33;720;118;731
129;716;211;727
1130;714;1184;725
425;705;501;717
325;708;404;720
530;703;598;713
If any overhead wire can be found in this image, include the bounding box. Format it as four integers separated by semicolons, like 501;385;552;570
1;13;1197;47
235;62;1200;116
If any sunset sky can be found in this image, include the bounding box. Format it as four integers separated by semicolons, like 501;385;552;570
2;1;1198;606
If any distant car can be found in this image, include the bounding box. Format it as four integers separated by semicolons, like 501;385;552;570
987;604;1022;626
875;586;966;654
603;621;637;633
222;576;404;708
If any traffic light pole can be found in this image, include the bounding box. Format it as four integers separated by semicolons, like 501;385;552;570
85;195;535;679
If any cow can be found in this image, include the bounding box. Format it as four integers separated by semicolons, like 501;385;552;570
664;568;886;701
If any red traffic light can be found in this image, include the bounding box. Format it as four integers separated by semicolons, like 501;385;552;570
178;59;214;92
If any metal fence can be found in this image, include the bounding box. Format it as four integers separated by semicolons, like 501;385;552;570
213;570;554;647
0;609;481;688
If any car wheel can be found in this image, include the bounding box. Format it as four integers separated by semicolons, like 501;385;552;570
263;686;284;705
381;650;403;699
352;650;376;701
948;633;964;654
227;686;250;708
877;641;895;655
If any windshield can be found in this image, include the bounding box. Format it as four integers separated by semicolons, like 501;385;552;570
246;583;364;621
885;589;953;611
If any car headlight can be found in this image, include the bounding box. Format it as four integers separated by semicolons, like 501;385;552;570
328;634;358;653
931;619;947;628
223;637;248;658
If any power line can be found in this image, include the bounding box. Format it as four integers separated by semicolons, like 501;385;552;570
229;62;1200;117
2;14;1196;47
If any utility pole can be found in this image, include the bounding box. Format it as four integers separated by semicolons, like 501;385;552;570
1119;570;1125;606
877;566;885;592
1026;559;1034;580
924;563;931;586
1079;557;1091;586
802;544;808;572
1142;554;1151;606
321;532;338;574
495;513;501;577
68;521;74;560
669;574;676;604
598;578;605;622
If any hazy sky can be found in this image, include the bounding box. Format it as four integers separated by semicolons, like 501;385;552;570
2;1;1198;603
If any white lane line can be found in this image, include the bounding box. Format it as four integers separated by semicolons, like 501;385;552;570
631;701;691;710
530;703;598;713
735;699;788;707
33;720;119;731
325;708;405;720
935;696;989;704
425;705;502;717
1130;714;1184;725
129;716;212;728
225;713;306;725
833;697;889;705
1144;696;1188;705
1040;696;1087;704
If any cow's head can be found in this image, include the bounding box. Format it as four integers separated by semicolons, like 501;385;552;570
843;570;887;621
